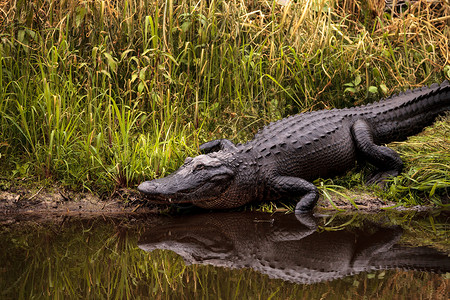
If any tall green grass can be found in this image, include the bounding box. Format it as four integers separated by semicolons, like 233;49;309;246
0;0;448;203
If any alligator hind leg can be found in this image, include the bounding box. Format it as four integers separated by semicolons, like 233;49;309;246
269;176;319;214
351;119;403;185
199;139;237;154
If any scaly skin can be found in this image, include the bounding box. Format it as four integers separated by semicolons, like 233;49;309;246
138;81;450;213
138;212;450;284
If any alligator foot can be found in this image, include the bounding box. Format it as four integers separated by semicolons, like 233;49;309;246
366;170;400;187
352;119;403;186
269;176;319;214
295;200;317;214
199;139;237;153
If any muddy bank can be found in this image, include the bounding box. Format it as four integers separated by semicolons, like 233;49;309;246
0;186;156;215
0;185;440;221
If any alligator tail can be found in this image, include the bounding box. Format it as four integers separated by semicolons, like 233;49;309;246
368;246;450;273
366;80;450;144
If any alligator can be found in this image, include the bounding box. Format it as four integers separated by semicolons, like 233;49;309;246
138;81;450;213
138;212;450;284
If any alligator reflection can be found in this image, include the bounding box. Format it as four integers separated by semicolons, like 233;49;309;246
138;212;449;284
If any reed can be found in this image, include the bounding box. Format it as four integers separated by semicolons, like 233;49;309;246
0;0;448;205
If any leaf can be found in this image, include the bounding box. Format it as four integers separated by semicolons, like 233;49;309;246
138;82;145;93
353;75;361;86
181;21;192;33
198;14;207;27
429;182;437;197
368;86;378;94
76;7;87;27
17;30;25;42
120;49;134;61
380;83;388;94
444;65;450;78
139;67;148;80
100;69;111;79
92;47;99;60
344;87;356;94
104;52;117;72
25;29;36;41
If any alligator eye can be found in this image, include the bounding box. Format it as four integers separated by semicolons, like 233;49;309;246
184;157;193;164
194;164;205;171
211;174;232;182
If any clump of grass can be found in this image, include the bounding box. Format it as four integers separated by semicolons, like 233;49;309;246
0;0;448;205
386;114;450;206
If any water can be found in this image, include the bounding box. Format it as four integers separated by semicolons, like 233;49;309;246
1;210;448;299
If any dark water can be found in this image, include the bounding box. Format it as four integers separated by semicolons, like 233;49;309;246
0;210;449;299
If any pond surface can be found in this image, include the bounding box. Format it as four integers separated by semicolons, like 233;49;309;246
0;210;449;299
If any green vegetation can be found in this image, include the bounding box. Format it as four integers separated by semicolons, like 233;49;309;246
0;0;449;206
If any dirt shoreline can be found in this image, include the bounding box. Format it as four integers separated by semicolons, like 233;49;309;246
0;186;440;221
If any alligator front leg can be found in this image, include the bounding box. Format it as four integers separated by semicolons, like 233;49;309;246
269;176;319;214
351;119;403;185
199;139;237;154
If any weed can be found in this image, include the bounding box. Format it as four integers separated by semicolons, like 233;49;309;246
0;0;448;205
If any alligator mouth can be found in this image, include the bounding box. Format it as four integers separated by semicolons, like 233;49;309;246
138;184;218;205
140;193;194;204
141;193;218;206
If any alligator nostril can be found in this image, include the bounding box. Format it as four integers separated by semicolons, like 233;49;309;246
137;181;157;193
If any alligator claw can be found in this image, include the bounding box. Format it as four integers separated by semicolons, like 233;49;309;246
366;170;399;187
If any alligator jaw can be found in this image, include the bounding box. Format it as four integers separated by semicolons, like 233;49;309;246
137;180;194;204
137;181;220;206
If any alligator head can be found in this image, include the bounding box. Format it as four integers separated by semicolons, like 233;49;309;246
138;152;254;209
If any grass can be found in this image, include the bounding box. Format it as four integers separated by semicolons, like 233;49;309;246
0;0;449;206
386;115;450;206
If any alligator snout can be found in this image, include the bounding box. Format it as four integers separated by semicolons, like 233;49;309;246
138;175;191;199
137;181;158;194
